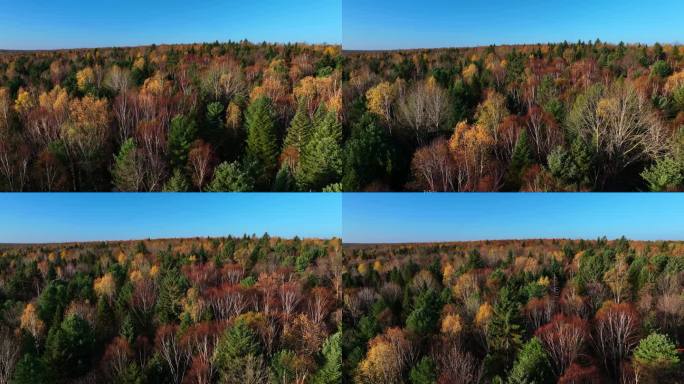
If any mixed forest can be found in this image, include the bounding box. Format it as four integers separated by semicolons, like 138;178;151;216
0;235;342;383
343;238;684;383
343;41;684;191
0;41;343;191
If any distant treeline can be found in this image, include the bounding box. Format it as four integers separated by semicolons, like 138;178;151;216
343;237;684;383
0;41;343;191
343;41;684;191
0;235;342;383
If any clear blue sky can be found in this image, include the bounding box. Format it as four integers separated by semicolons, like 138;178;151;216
343;193;684;243
0;193;341;243
0;0;341;50
343;0;684;50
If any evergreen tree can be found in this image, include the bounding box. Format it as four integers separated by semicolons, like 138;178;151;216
205;101;225;148
213;321;264;383
12;353;52;384
155;268;188;324
507;337;553;384
342;113;393;191
206;161;254;192
506;130;533;190
406;289;442;336
245;96;278;188
168;114;198;171
487;287;523;373
44;314;97;379
273;164;296;192
283;102;312;154
296;109;343;191
312;331;343;384
409;356;437;384
112;138;141;191
162;168;191;192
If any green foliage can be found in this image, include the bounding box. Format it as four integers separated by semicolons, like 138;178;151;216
342;113;393;191
506;129;533;190
634;332;680;369
406;289;442;335
213;321;263;383
245;96;278;188
507;338;553;384
12;353;52;384
112;138;140;191
206;161;254;192
312;331;343;384
44;314;97;379
409;357;437;384
168;114;198;171
651;60;672;78
162;168;191;191
641;157;683;191
487;288;523;371
296;108;343;191
155;268;188;324
283;102;313;153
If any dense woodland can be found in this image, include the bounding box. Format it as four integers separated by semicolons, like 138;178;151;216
343;239;683;383
343;41;684;191
0;41;343;191
0;236;342;383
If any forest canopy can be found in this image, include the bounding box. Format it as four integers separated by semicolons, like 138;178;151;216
343;41;684;191
5;40;684;191
0;235;342;383
343;238;684;383
0;41;343;191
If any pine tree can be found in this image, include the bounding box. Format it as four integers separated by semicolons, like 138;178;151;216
506;130;533;190
507;337;553;384
487;287;523;373
245;97;278;188
283;102;312;155
312;331;343;384
168;114;198;171
206;161;254;192
112;138;141;192
162;169;191;192
296;109;343;190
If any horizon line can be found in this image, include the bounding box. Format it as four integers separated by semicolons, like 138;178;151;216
0;38;341;52
343;39;684;52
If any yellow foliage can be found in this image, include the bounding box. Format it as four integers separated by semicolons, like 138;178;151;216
372;260;383;273
14;88;34;115
76;67;95;91
442;263;455;285
150;265;159;278
94;273;116;300
226;101;241;130
665;71;684;94
538;276;550;287
20;303;45;338
142;72;165;95
440;313;463;336
365;81;396;121
357;262;369;275
462;63;479;82
475;302;493;328
133;57;146;71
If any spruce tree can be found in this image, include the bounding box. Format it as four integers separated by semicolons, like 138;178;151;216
283;102;312;154
296;108;342;190
168;114;198;170
112;138;140;192
244;96;278;188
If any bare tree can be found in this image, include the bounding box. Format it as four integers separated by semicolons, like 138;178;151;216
397;80;450;143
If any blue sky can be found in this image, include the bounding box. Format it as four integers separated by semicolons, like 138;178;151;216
343;0;684;50
343;193;684;243
0;0;341;50
0;194;341;243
